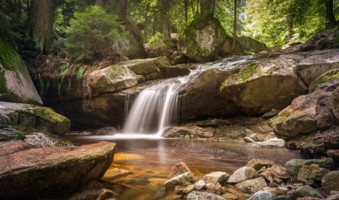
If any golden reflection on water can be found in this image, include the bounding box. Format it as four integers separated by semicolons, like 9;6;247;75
67;137;302;200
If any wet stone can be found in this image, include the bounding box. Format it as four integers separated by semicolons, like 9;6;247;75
203;171;230;184
187;191;226;200
250;190;273;200
228;166;258;183
194;180;206;190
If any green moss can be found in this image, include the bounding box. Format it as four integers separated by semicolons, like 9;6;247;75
30;105;68;124
0;36;29;80
0;69;8;93
313;70;339;85
238;64;258;80
219;83;225;92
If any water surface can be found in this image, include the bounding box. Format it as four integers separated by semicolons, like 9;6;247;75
68;137;301;199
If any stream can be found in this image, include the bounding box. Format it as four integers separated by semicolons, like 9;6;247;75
67;136;301;199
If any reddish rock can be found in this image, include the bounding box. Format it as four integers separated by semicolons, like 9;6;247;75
0;142;115;199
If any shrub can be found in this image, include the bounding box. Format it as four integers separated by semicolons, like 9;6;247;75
63;6;124;63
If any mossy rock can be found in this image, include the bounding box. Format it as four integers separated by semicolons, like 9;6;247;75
322;170;339;193
178;17;226;62
0;36;42;105
309;69;339;92
0;101;71;135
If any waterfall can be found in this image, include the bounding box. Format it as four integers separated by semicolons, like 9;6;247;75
113;56;252;139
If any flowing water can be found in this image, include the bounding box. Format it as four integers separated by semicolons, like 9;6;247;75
68;56;302;199
114;56;252;139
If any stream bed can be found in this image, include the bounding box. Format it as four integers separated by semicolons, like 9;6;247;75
67;136;302;199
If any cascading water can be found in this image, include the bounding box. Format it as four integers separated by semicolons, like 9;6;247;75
113;56;252;139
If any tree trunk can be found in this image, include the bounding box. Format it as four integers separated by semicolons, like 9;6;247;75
200;0;215;18
161;0;171;40
118;0;127;23
287;13;295;41
95;0;104;7
144;3;150;42
31;0;54;53
232;0;237;52
324;0;337;28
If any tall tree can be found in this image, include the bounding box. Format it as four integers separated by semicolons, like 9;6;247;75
161;0;171;40
232;0;237;51
324;0;337;28
200;0;215;18
31;0;55;53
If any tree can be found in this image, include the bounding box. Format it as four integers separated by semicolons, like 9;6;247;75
232;0;237;51
324;0;337;28
161;0;171;40
31;0;55;53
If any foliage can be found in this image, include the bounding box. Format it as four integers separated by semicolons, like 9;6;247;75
243;0;330;47
61;6;124;63
148;32;164;44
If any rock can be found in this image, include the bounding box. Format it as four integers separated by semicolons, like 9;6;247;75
235;177;267;194
159;63;190;78
215;125;253;140
0;101;71;135
244;136;256;143
102;168;132;181
222;35;244;55
87;64;139;96
178;17;226;62
295;49;339;87
254;138;285;148
260;165;290;184
92;126;117;135
24;132;73;147
189;118;233;127
206;183;223;194
187;191;226;200
270;88;330;139
296;164;330;185
0;142;115;199
0;37;42;105
262;109;280;118
169;162;193;178
163;125;215;138
183;67;240;120
285;127;339;157
327;149;339;162
250;190;273;200
298;29;339;52
144;40;170;58
117;24;146;59
228;166;258;183
322;170;339;193
220;54;306;115
309;69;339;92
66;181;117;200
194;180;206;190
285;158;335;182
332;87;339;120
203;171;230;184
238;36;268;53
246;159;277;171
164;172;194;190
174;184;195;194
291;185;324;199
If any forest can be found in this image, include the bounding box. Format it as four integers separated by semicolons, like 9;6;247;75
1;0;338;64
1;0;339;200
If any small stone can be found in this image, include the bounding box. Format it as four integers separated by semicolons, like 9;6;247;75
246;159;276;171
174;184;194;194
203;171;230;184
244;136;256;143
292;185;324;199
228;167;259;183
322;170;339;193
222;192;239;200
235;177;267;194
169;162;193;178
206;183;223;194
194;180;206;190
102;168;132;181
297;164;330;185
250;190;273;200
254;138;285;148
164;172;194;190
187;191;226;200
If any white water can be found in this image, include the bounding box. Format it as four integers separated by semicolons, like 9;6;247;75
112;56;252;139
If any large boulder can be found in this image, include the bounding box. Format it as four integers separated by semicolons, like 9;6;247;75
178;17;226;62
220;54;307;114
295;49;339;87
116;25;146;59
0;101;70;135
0;141;115;199
182;68;241;120
0;37;42;105
238;36;268;53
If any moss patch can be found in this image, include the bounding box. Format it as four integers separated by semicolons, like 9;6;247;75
237;64;258;81
309;69;339;91
30;106;69;124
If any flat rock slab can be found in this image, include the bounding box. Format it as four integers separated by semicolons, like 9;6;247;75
0;141;115;199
